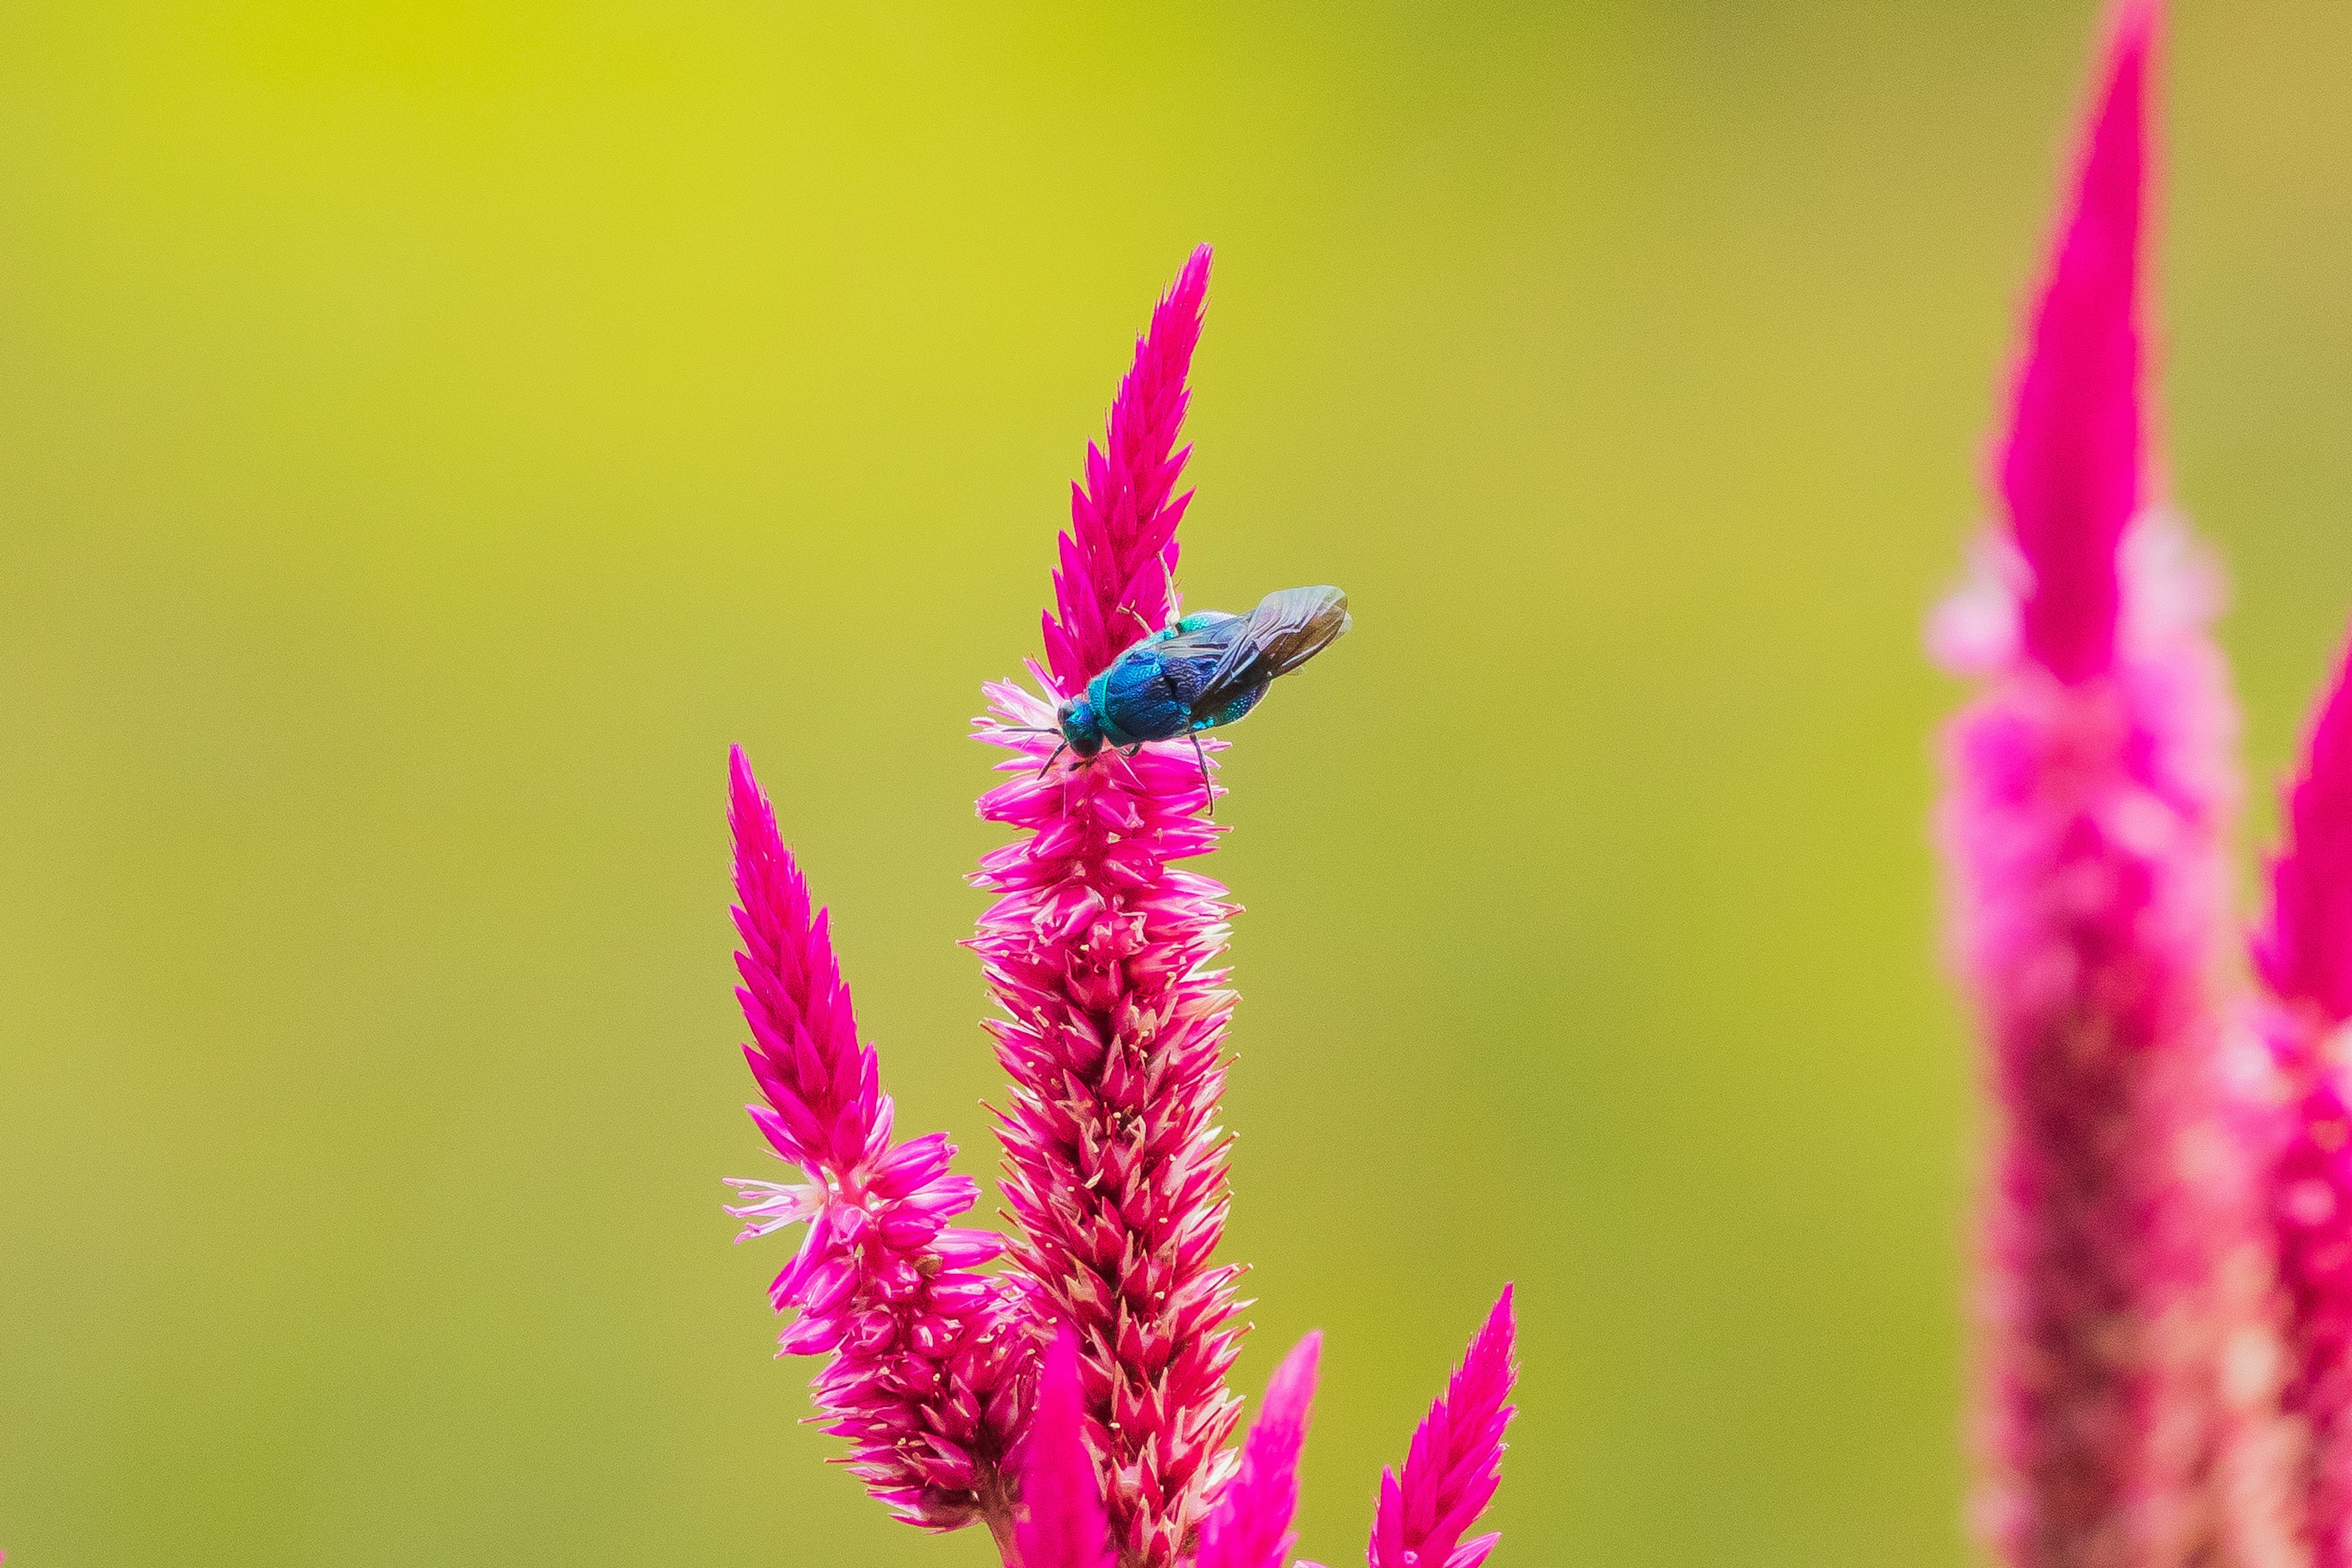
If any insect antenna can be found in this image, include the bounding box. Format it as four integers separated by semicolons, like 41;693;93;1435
1189;731;1215;818
993;725;1060;735
1034;741;1069;781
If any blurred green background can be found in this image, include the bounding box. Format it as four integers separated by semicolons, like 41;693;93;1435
4;2;2351;1564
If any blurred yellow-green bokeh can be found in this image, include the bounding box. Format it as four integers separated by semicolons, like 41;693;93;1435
6;3;2352;1564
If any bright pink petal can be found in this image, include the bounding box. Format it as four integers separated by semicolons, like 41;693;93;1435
1367;1288;1517;1568
2000;0;2151;684
1017;1328;1116;1568
1195;1333;1324;1568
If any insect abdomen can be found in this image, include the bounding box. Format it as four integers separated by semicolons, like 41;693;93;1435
1191;682;1266;732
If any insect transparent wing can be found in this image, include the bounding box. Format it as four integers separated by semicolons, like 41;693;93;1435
1197;586;1351;707
1137;616;1245;668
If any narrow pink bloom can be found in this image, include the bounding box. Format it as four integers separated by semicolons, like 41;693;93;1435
1367;1287;1517;1568
1017;1329;1118;1568
2250;634;2352;1568
1931;7;2247;1566
1998;3;2146;687
1038;246;1208;693
1194;1333;1324;1568
723;746;1031;1532
2257;639;2352;1027
974;246;1246;1568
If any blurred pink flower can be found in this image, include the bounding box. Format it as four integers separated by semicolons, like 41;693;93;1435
722;747;1032;1532
973;245;1248;1567
1017;1329;1118;1568
2248;633;2352;1568
1930;6;2249;1567
1194;1334;1324;1568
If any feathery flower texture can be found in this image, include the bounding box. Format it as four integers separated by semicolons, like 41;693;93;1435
720;247;1517;1567
1931;6;2244;1567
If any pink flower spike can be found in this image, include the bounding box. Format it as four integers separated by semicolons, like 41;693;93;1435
974;248;1246;1568
1931;7;2253;1566
722;745;1031;1534
1195;1333;1324;1568
2000;0;2151;685
1016;1327;1117;1568
1041;243;1211;695
1368;1287;1517;1568
2258;631;2352;1025
2249;631;2352;1568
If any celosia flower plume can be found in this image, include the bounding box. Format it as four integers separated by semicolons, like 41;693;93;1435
973;244;1248;1568
1930;5;2246;1567
2249;633;2352;1568
722;747;1030;1532
716;247;1519;1568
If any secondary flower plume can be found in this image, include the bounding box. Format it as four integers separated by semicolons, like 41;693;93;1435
2248;633;2352;1568
1366;1288;1518;1568
1016;1330;1118;1568
714;248;1518;1567
722;747;1030;1530
1195;1333;1323;1568
1930;5;2245;1566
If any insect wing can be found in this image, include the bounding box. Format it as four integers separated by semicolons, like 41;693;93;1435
1197;586;1351;707
1132;617;1248;684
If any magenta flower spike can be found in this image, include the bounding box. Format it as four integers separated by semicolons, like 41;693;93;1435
1194;1333;1325;1568
1016;1329;1118;1568
1929;6;2248;1566
719;247;1528;1567
1363;1287;1518;1568
2250;635;2352;1568
722;747;1032;1532
973;246;1248;1568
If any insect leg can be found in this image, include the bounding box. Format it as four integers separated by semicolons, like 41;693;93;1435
1189;731;1213;818
1123;743;1144;758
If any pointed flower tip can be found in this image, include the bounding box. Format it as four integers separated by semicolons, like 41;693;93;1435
1017;1327;1115;1568
1043;245;1218;690
2258;633;2352;1022
728;743;770;833
1268;1329;1322;1409
1173;243;1213;307
1194;1332;1324;1568
1368;1289;1518;1568
1469;1284;1517;1381
1999;0;2154;684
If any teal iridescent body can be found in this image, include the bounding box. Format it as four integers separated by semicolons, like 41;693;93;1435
1043;586;1351;805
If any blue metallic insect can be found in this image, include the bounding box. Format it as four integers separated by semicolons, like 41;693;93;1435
1026;585;1351;812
